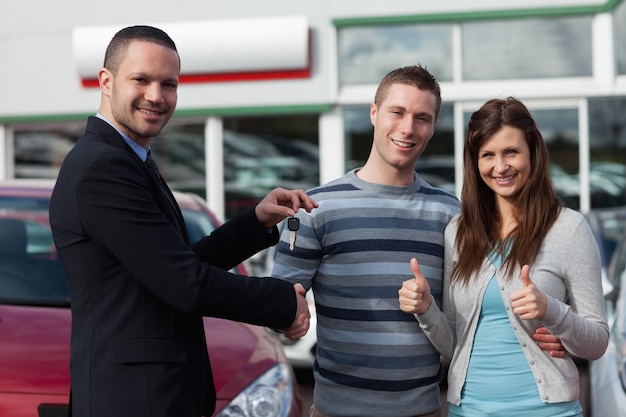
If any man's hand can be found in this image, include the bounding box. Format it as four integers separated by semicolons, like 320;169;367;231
533;327;567;358
283;283;311;340
255;187;318;228
398;258;432;315
510;265;548;320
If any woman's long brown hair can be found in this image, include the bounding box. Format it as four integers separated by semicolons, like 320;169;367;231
452;97;562;285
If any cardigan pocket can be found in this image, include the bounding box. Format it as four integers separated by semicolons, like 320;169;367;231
116;337;187;363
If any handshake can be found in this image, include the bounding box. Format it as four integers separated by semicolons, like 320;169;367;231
284;283;310;340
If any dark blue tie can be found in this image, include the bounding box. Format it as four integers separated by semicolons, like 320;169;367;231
145;153;178;211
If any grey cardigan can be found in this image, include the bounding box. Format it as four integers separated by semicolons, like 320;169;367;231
416;208;609;406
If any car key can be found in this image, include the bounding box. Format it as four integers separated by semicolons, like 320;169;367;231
288;216;300;251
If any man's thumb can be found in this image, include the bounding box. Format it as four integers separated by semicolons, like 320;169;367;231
410;258;423;283
294;283;306;296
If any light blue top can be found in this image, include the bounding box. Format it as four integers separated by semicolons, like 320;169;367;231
448;249;582;416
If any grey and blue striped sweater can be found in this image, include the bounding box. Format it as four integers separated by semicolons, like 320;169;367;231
272;169;460;417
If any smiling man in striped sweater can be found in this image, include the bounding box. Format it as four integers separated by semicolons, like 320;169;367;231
272;65;460;417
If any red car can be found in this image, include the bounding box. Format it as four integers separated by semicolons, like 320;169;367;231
0;179;302;417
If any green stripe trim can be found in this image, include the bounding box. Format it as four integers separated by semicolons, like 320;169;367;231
0;113;92;124
333;0;622;26
0;104;333;124
173;103;333;117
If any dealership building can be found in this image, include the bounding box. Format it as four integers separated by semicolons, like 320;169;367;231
1;0;625;220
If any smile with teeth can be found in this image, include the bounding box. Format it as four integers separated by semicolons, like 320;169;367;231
392;139;414;148
140;109;161;116
495;174;516;183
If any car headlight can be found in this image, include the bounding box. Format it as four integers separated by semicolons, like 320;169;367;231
216;363;294;417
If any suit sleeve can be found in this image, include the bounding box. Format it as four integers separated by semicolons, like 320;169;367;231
192;205;279;270
75;154;296;329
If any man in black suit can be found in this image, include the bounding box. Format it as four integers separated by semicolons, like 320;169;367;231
49;25;316;417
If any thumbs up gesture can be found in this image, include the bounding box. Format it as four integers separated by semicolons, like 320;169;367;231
510;264;548;320
399;258;432;315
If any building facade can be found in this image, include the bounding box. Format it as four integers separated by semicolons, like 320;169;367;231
1;0;625;220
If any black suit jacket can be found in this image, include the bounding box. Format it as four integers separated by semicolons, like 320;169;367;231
49;117;297;417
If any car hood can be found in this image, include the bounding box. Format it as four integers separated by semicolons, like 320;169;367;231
203;317;281;400
0;306;282;402
0;305;71;395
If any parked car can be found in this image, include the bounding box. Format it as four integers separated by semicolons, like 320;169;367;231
0;179;302;417
589;206;626;417
584;206;626;296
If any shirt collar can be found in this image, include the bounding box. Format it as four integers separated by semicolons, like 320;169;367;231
95;113;150;162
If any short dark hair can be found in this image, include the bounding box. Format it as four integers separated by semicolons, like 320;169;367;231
103;25;179;73
374;65;442;119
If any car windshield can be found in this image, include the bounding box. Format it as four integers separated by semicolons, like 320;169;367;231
0;196;218;308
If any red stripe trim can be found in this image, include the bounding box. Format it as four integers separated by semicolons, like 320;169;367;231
80;68;311;88
181;68;311;83
81;29;313;88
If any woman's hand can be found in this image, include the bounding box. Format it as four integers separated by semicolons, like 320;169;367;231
511;264;548;320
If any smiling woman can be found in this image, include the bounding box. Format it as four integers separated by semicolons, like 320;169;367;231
476;125;531;208
402;97;608;417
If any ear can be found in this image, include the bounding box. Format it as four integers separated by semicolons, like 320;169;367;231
370;102;377;127
98;68;113;95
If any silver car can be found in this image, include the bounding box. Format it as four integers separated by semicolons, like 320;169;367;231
588;206;626;417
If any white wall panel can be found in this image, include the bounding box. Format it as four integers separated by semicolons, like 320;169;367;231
73;16;310;82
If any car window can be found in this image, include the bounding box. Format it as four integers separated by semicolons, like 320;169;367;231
180;207;245;275
610;238;626;295
0;196;50;211
0;195;232;306
0;215;68;306
180;208;217;244
595;215;626;268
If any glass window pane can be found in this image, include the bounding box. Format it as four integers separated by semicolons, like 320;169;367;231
344;105;372;171
14;124;84;178
533;109;580;209
462;16;592;80
338;24;453;87
588;97;626;208
614;1;626;75
223;115;319;219
150;122;207;197
344;104;455;193
415;105;455;193
13;121;208;200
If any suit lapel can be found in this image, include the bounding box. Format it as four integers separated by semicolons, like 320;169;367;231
143;162;189;242
86;117;190;244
